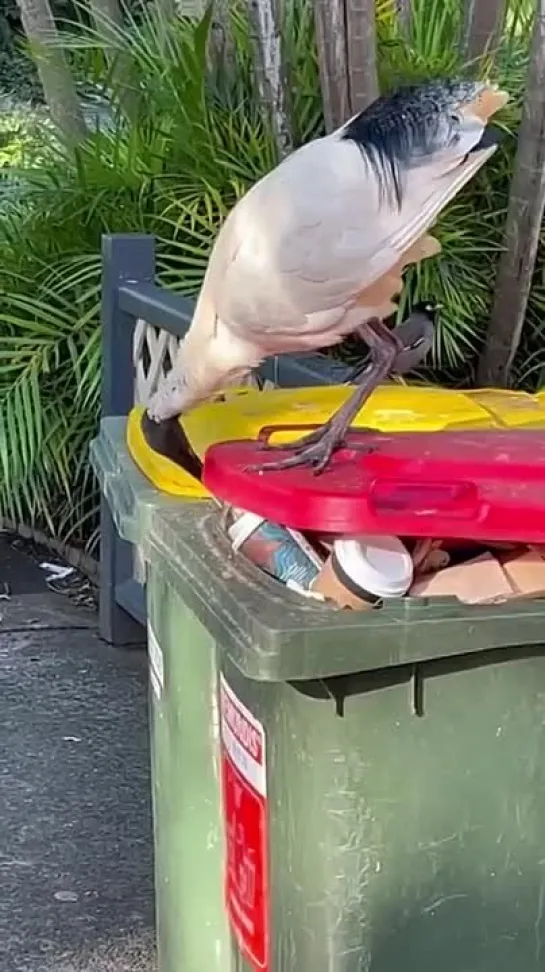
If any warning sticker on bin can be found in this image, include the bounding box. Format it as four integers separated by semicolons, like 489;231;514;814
220;675;269;972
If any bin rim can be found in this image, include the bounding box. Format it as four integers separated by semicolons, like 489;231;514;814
145;504;545;682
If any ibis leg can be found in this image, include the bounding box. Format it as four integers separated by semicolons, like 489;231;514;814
348;312;434;383
251;319;402;474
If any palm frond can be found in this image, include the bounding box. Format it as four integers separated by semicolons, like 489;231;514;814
0;0;541;544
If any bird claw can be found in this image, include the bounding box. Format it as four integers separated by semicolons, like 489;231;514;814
247;427;375;475
257;425;330;454
250;423;341;473
258;424;376;455
247;441;336;475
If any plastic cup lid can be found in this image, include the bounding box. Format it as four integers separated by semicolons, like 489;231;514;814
334;535;413;598
227;510;266;551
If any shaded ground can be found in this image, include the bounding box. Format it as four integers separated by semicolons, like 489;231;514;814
1;536;156;972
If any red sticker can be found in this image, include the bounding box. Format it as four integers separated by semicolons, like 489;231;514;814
220;676;269;972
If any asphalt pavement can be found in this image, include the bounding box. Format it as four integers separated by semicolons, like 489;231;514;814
1;536;156;972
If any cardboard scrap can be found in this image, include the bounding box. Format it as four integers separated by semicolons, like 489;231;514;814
501;550;545;600
410;547;545;605
410;553;514;604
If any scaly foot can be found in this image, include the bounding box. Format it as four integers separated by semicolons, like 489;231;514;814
251;316;399;474
248;422;375;474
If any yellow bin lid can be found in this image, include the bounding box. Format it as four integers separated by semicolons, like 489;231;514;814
127;383;545;498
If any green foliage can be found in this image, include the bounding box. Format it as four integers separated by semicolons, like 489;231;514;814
0;0;80;99
0;107;53;166
0;0;542;548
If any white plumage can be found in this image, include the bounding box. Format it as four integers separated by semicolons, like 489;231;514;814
148;79;507;470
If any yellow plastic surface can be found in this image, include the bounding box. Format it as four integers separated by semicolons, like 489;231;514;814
126;407;212;499
127;383;545;497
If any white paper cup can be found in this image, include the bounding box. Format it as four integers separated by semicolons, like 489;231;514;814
311;535;413;609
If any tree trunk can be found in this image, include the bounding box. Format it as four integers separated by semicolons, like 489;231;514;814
17;0;86;145
477;1;545;387
462;0;507;61
208;0;235;79
248;0;292;158
89;0;124;30
313;0;350;132
88;0;141;118
345;0;379;114
314;0;379;133
156;0;177;15
88;0;125;52
395;0;412;36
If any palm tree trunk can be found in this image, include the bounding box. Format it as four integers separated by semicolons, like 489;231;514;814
87;0;138;117
88;0;124;30
477;1;545;387
314;0;378;134
16;0;86;145
209;0;235;78
462;0;507;60
395;0;412;36
248;0;292;158
313;0;350;132
88;0;125;51
156;0;177;14
345;0;379;114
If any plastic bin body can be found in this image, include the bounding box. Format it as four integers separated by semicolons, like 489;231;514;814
91;419;229;970
147;563;230;972
146;504;545;972
90;417;187;583
221;654;545;972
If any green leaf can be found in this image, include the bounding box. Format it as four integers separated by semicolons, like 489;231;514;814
0;0;540;545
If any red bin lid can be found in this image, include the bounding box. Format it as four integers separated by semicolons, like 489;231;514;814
203;426;545;542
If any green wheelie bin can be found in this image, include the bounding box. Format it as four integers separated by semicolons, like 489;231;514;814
90;416;183;585
144;499;545;972
91;418;231;971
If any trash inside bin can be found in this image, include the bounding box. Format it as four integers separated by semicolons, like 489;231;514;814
144;501;545;972
206;423;545;610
